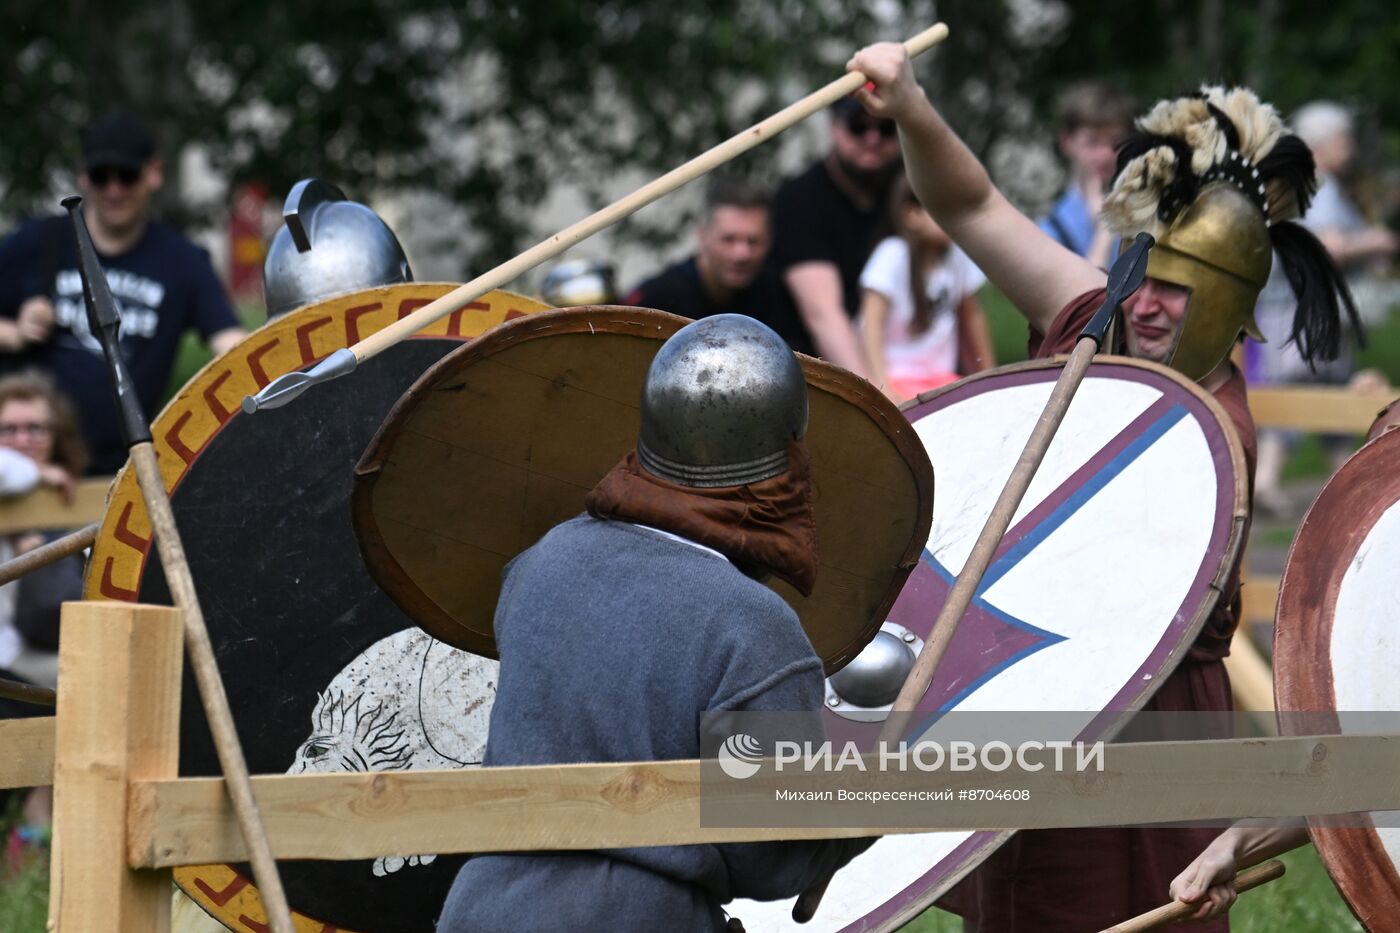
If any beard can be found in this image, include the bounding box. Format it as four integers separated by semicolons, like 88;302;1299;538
833;152;902;194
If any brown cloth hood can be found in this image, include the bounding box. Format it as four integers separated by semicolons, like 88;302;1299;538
585;439;819;596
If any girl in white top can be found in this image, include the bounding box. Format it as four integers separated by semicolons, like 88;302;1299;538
858;175;995;401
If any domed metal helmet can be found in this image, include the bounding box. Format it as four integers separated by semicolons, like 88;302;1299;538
638;314;807;488
1102;86;1352;382
540;259;617;307
263;179;413;319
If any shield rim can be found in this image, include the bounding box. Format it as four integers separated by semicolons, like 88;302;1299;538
82;282;551;933
1274;427;1400;932
352;304;935;674
843;353;1250;931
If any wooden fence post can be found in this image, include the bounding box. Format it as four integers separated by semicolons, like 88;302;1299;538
49;601;183;932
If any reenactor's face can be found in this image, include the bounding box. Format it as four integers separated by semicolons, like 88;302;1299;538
1122;277;1191;364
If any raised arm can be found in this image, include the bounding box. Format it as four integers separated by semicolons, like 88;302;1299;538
848;43;1105;334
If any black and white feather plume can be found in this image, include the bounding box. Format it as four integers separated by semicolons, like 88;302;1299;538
1103;85;1361;367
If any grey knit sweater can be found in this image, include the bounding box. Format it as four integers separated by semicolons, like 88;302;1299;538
438;515;871;931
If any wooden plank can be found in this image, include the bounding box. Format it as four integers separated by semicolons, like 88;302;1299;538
50;602;182;933
1225;629;1275;713
0;716;54;789
0;476;111;534
1242;575;1281;625
129;733;1400;868
1249;386;1385;434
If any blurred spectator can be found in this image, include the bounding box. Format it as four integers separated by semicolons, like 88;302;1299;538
0;373;89;690
770;99;903;376
858;175;995;401
1294;102;1398;278
624;176;813;355
1038;81;1136;270
1250;102;1397;511
0;373;89;866
0;111;246;475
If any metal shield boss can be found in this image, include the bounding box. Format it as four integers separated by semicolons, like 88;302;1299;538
638;314;808;488
263;178;414;319
1125;182;1271;382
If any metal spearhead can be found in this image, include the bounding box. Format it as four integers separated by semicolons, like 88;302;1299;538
62;196;152;446
1079;232;1155;348
241;348;359;413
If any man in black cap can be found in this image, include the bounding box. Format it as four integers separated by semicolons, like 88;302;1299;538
769;99;903;377
0;111;246;474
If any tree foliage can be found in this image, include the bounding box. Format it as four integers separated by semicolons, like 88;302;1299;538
2;1;1396;270
1;1;893;266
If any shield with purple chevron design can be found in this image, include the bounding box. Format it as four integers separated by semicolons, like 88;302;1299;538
735;356;1248;933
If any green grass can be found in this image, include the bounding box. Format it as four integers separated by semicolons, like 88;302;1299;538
1233;846;1362;932
899;844;1359;932
1354;300;1400;385
0;803;49;933
0;857;47;933
979;286;1034;368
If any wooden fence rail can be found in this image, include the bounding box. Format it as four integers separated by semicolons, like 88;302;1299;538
1247;385;1390;435
0;716;55;789
1224;384;1391;711
0;476;111;534
42;602;1400;932
127;733;1400;868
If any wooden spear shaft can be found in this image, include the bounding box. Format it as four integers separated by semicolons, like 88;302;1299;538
880;232;1144;743
63;199;296;933
790;335;1102;924
0;523;96;588
126;444;294;932
794;234;1156;923
875;335;1099;743
0;675;55;706
244;22;952;412
1099;860;1286;932
0;525;100;706
353;25;949;363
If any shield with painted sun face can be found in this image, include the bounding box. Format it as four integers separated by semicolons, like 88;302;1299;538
733;356;1247;932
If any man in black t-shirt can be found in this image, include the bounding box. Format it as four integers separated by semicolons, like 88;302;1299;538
0;112;246;474
624;177;813;355
770;98;902;377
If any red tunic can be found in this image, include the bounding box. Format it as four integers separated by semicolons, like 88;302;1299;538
951;289;1258;932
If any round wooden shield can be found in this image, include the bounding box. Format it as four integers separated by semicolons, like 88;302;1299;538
1275;427;1400;931
353;306;934;673
83;283;549;933
733;357;1248;931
